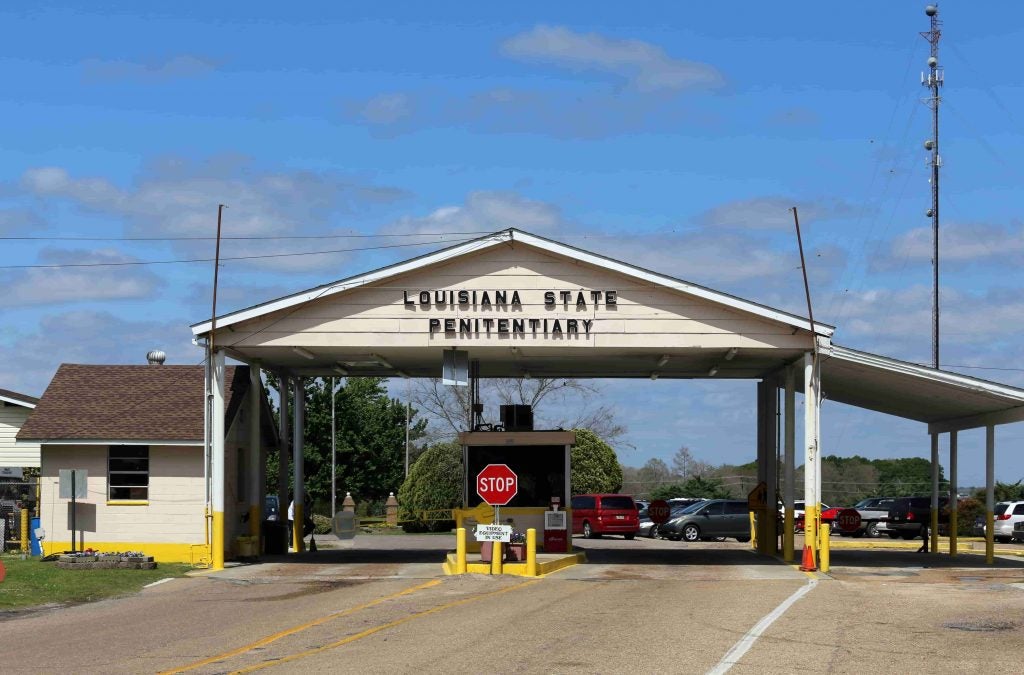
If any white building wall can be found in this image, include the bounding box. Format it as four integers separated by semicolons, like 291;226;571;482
0;403;40;467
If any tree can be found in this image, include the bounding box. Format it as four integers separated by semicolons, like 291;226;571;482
570;428;623;494
650;476;733;500
397;441;463;532
412;377;625;442
265;376;428;512
671;446;712;479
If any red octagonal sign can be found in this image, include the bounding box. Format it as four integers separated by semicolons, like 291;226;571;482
477;464;518;506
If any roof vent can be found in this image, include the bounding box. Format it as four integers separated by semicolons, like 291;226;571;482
147;349;167;365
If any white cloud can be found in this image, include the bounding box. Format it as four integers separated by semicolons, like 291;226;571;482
884;222;1024;267
18;158;410;273
358;93;414;125
384;191;565;237
501;25;724;92
0;310;195;396
696;196;858;231
81;55;218;83
0;248;162;306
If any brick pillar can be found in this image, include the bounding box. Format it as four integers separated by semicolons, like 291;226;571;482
342;491;356;513
386;491;399;526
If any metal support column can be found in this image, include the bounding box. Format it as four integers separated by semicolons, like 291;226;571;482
292;377;305;552
756;379;778;555
784;366;795;562
211;349;226;570
277;374;290;531
803;352;819;562
985;425;995;564
248;365;262;539
930;433;940;552
949;431;958;556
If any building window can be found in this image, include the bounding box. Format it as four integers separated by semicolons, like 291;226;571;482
109;445;149;500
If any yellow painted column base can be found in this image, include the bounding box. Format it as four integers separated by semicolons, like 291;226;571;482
949;511;958;556
930;508;939;553
490;541;503;575
248;505;260;538
456;528;467;574
293;504;304;552
783;509;795;562
211;510;225;570
986;511;995;564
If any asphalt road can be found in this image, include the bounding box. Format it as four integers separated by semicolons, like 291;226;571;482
2;534;1023;674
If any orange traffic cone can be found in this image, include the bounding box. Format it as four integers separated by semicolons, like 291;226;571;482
799;545;817;572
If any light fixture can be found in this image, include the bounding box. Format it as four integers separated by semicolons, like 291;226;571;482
333;364;349;376
370;353;393;369
650;372;659;381
725;348;738;361
708;366;719;377
657;354;670;367
292;346;316;360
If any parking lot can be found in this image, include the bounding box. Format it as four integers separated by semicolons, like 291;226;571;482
2;534;1023;674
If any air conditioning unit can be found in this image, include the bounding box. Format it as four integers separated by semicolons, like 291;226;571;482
500;405;533;431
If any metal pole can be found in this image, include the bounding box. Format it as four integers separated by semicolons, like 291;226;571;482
949;431;958;556
784;366;795;562
921;5;943;368
985;425;995;564
930;433;939;552
331;376;336;518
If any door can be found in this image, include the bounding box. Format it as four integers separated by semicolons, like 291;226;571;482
700;501;726;535
724;501;749;536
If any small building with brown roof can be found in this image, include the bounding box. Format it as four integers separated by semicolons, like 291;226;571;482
1;387;40;475
17;363;276;562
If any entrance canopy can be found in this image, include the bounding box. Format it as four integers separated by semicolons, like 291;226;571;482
191;228;1024;432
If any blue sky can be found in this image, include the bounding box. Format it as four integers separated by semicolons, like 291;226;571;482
2;2;1022;487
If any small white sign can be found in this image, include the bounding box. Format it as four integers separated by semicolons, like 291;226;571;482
474;524;512;542
0;467;23;479
545;511;567;530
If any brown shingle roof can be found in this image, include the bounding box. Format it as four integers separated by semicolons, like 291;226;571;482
0;388;39;407
17;364;249;442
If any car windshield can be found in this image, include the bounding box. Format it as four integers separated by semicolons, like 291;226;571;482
853;499;875;509
602;496;635;510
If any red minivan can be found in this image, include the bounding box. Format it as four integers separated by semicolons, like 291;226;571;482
571;494;640;539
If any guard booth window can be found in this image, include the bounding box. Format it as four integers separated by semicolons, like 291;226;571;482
108;445;149;500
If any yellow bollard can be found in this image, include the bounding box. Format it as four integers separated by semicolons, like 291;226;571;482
526;528;537;577
21;508;30;554
456;527;467;574
749;512;757;549
490;541;503;575
818;523;830;573
783;508;794;562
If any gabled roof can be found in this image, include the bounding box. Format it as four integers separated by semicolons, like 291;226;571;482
190;228;835;338
16;364;262;444
0;388;38;408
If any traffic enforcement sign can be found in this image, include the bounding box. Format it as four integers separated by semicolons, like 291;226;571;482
836;508;862;533
648;499;671;524
476;464;518;506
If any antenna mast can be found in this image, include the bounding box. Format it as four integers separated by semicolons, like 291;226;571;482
921;5;943;369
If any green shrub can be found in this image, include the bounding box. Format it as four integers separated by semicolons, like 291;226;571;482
953;497;984;536
398;441;462;533
570;428;623;495
312;513;333;535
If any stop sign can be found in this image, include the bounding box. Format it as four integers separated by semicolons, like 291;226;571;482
648;499;671;524
836;508;862;533
476;464;518;506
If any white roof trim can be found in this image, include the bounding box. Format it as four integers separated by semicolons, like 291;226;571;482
1;394;36;408
827;344;1024;402
32;440;204;446
191;229;834;337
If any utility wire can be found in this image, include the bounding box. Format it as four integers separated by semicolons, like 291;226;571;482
0;230;494;242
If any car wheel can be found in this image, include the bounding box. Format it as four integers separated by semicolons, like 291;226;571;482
865;522;879;538
648;524;659;539
582;521;593;538
624;533;635;540
682;524;701;542
735;536;750;543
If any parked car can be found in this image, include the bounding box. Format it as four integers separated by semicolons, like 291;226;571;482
789;502;832;532
571;494;640;539
886;496;950;539
988;501;1024;543
639;501;703;539
658;499;752;543
839;497;897;538
1013;520;1024;543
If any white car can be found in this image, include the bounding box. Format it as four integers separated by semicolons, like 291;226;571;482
990;501;1024;543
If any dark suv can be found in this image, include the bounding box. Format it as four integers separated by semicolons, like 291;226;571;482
886;496;949;539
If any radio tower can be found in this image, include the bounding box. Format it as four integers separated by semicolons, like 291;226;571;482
921;5;943;369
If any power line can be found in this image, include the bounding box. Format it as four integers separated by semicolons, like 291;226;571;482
0;230;494;242
0;238;478;270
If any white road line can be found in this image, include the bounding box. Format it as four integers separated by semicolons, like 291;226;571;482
706;577;818;675
144;578;175;589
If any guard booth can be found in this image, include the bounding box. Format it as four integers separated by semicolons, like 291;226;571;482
458;411;573;554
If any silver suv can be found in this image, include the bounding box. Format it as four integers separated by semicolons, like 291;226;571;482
991;501;1024;543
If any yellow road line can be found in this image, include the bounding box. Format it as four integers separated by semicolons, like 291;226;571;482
231;579;543;674
158;578;441;675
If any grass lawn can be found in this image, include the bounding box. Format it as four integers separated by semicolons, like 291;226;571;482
0;555;192;611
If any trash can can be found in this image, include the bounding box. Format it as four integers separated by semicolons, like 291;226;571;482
262;519;287;555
